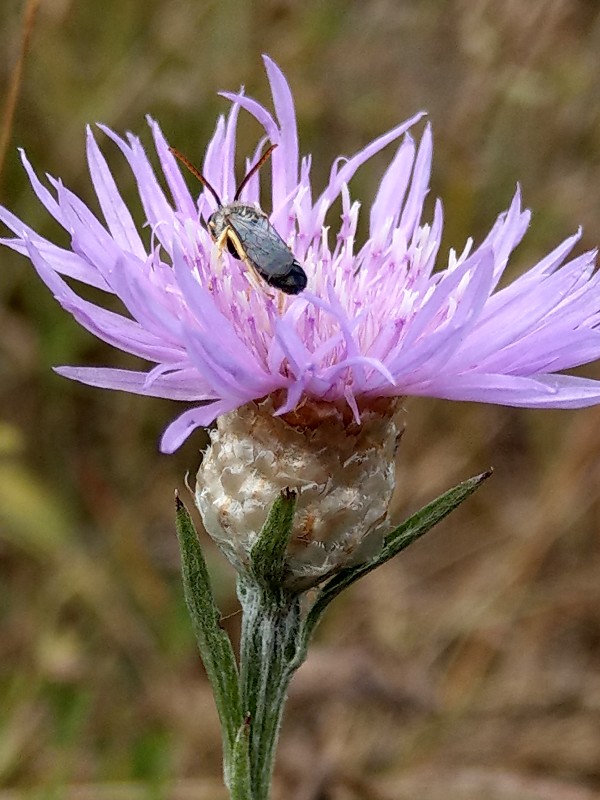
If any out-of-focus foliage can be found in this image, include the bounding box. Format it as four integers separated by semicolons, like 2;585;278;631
1;1;600;798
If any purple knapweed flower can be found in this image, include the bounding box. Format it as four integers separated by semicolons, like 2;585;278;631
3;56;600;456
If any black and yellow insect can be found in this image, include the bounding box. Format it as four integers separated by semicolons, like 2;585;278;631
170;143;307;295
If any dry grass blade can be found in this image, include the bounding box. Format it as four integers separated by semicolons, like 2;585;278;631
0;0;41;192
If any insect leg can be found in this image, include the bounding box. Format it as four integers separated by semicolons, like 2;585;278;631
224;228;274;298
215;228;229;257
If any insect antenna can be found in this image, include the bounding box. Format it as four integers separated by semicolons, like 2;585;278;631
169;146;223;208
234;143;277;201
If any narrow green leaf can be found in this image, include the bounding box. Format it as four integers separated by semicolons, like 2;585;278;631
229;714;253;800
175;493;242;766
381;469;493;558
296;470;492;662
249;489;297;599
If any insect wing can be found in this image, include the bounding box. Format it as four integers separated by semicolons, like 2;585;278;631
225;209;295;279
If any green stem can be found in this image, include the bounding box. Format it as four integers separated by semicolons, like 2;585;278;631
229;714;252;800
236;580;301;800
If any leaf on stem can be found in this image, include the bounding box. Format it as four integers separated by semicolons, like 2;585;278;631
249;488;297;601
175;493;242;763
296;470;493;663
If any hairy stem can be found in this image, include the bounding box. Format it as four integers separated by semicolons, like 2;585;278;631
236;580;302;800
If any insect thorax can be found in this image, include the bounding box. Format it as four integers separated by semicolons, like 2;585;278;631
207;203;265;241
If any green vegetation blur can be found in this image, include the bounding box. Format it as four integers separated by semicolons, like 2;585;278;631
1;2;600;798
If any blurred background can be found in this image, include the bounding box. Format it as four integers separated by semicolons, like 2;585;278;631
2;1;600;798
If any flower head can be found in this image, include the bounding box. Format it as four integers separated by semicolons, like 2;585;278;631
2;56;600;455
